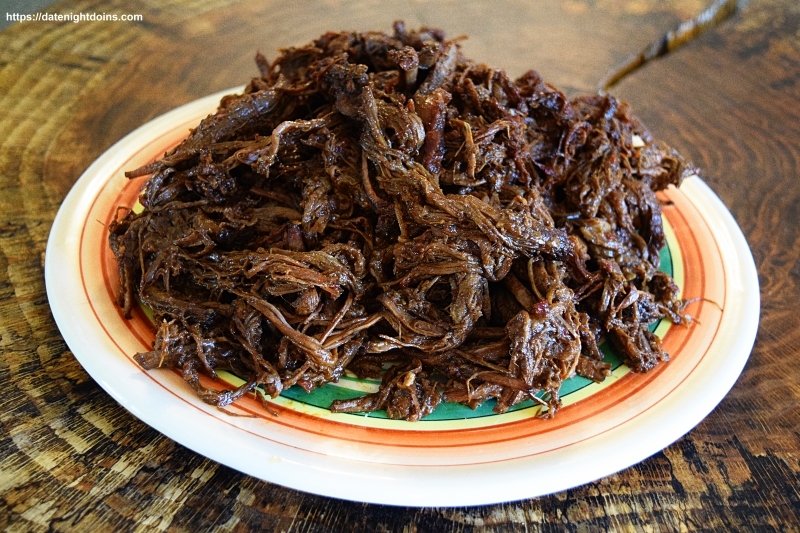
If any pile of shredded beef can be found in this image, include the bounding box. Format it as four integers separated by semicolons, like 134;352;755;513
109;23;693;420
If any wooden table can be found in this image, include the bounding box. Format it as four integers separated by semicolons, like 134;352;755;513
1;0;798;530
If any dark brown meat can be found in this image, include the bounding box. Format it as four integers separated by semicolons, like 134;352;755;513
109;24;693;420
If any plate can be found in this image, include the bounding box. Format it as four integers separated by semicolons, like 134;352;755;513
45;88;759;507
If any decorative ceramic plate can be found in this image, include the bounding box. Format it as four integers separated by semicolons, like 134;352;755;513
45;88;759;507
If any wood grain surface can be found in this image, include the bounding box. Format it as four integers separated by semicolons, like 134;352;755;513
1;0;798;531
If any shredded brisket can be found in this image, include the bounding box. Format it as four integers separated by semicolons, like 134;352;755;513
109;23;693;420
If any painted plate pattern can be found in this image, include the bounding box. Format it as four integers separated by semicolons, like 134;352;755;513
46;89;759;506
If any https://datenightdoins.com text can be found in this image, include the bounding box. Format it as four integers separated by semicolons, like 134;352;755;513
6;11;143;23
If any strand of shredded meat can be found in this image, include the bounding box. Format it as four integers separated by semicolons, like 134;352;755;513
109;23;694;420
